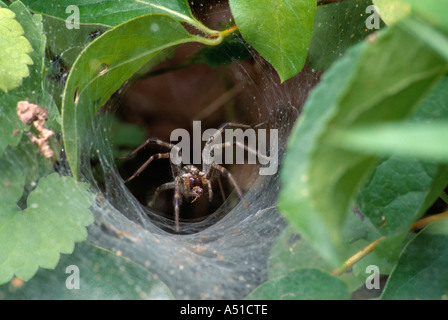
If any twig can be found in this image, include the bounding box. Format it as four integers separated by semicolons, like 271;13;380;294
331;236;386;276
331;210;448;276
410;210;448;231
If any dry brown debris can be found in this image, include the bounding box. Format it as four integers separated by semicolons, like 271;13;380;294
16;101;55;158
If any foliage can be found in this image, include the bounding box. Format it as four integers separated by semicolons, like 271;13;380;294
0;242;174;299
0;7;33;92
279;0;448;299
0;0;448;300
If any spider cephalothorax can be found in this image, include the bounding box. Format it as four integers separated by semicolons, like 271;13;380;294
119;122;269;231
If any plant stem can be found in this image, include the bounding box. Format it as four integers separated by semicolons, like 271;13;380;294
194;24;239;46
331;236;386;276
410;210;448;231
138;25;239;79
220;25;239;38
331;210;448;276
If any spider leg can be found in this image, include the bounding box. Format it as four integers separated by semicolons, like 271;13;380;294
207;179;213;202
206;166;221;202
206;122;267;145
212;164;248;208
215;141;271;162
116;138;176;160
217;176;226;203
174;177;182;232
148;181;176;207
125;152;170;183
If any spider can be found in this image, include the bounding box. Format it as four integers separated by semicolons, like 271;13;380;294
119;122;269;231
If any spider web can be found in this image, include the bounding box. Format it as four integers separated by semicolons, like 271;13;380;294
43;1;368;300
80;62;310;299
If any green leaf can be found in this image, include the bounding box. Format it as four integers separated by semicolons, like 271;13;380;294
21;0;196;27
229;0;316;82
0;242;174;299
0;1;53;155
0;94;24;156
346;77;448;262
268;212;386;294
0;7;33;92
279;17;448;266
381;231;448;300
328;122;448;162
0;153;26;206
0;173;95;285
0;137;53;207
307;0;384;71
61;14;207;180
279;42;368;266
43;16;110;68
373;0;411;25
402;0;448;34
245;268;349;300
268;227;332;279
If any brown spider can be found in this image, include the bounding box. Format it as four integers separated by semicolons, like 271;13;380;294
119;122;269;231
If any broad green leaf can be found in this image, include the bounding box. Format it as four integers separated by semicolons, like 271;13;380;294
0;94;25;156
279;17;448;266
0;1;54;156
381;231;448;300
21;0;196;27
342;78;448;262
307;0;384;71
0;7;33;92
328;122;448;162
331;77;448;163
279;42;368;266
306;17;448;257
43;16;110;68
18;137;55;181
268;227;332;279
355;155;448;262
403;0;448;34
0;152;26;206
0;173;95;284
373;0;411;25
0;137;53;208
271;212;386;274
245;268;349;300
0;242;174;300
268;211;387;294
229;0;316;82
61;14;209;180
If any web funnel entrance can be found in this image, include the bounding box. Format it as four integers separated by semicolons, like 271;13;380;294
79;52;320;298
